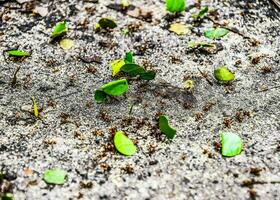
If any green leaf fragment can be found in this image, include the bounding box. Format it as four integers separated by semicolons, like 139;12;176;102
94;80;129;103
120;63;156;80
98;18;117;29
159;115;177;139
95;23;101;30
1;193;14;200
204;27;229;40
122;28;130;35
43;168;67;185
101;79;129;96
139;71;156;80
94;90;107;103
214;66;235;83
51;21;68;38
121;63;145;76
200;42;215;48
114;131;137;156
221;132;243;157
110;52;155;80
0;172;4;180
188;41;198;48
166;0;186;13
124;51;134;63
187;41;214;49
192;6;208;19
8;50;30;57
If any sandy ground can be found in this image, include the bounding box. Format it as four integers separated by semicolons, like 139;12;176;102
0;0;280;199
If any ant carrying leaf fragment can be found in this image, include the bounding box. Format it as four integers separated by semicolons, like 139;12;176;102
31;96;39;118
214;66;235;84
166;0;186;13
188;41;214;49
204;27;229;40
121;0;130;8
159;115;177;139
96;18;117;30
43;168;67;185
192;6;209;19
220;132;243;157
114;131;137;156
111;52;156;80
51;21;68;39
111;51;134;76
94;79;129;103
7;50;30;57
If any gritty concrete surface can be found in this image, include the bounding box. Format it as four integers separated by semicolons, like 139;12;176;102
0;0;280;199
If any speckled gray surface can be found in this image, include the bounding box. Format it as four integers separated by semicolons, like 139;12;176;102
0;0;280;199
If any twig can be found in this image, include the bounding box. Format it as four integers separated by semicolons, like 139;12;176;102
128;104;134;116
10;66;21;87
255;85;280;93
242;178;280;188
198;68;213;86
78;56;102;64
271;0;280;8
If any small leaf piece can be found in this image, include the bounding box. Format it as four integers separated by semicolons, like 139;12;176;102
121;0;130;8
159;115;177;139
187;41;214;49
139;71;156;80
95;23;101;30
101;79;129;96
192;6;208;19
114;131;137;156
121;63;145;76
124;52;134;63
204;27;229;40
214;66;235;83
111;59;126;76
31;96;39;118
8;50;30;57
111;52;156;80
43;168;67;185
187;41;197;48
51;21;67;38
98;18;117;29
183;79;194;90
221;132;243;157
166;0;186;13
59;39;74;50
122;28;130;35
1;193;14;200
94;90;107;104
169;23;191;35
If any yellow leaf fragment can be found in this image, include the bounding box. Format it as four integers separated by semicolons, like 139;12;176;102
183;80;194;90
31;96;39;118
121;0;130;8
169;23;191;35
111;59;125;76
59;39;74;50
